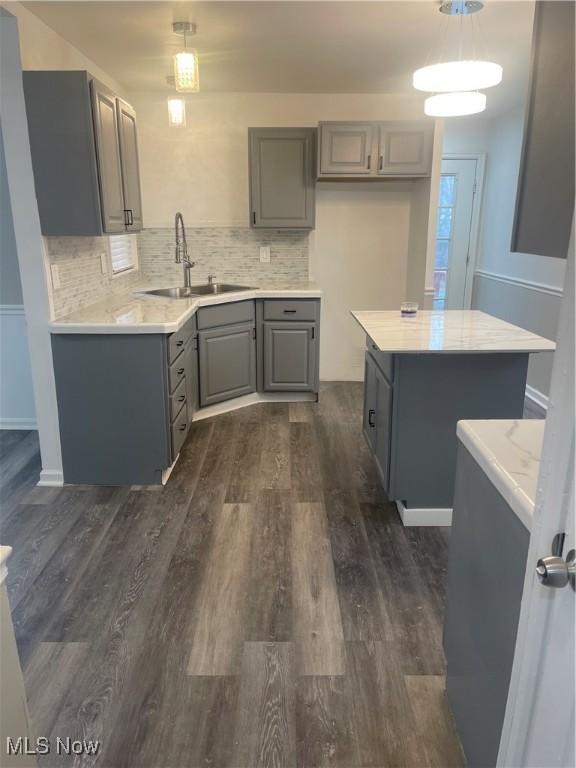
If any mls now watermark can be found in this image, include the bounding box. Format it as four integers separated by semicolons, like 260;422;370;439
7;737;101;756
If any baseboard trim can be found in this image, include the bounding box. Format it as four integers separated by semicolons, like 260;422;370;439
0;304;26;316
474;269;564;298
525;385;549;412
193;391;317;422
0;418;37;429
396;500;453;526
38;469;64;487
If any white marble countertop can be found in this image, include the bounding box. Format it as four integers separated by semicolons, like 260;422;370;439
457;419;545;530
50;281;322;334
0;545;12;585
351;310;556;353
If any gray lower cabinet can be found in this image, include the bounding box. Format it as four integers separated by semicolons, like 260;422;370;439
363;352;393;492
362;348;530;509
248;128;316;229
23;71;143;235
198;322;256;407
263;322;316;391
444;443;530;767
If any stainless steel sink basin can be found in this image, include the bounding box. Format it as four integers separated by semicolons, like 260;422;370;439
144;284;252;299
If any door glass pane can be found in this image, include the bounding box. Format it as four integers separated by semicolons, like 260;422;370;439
435;240;449;270
439;174;456;205
434;270;447;299
437;207;453;238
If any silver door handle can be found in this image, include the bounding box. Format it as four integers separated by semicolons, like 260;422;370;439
536;550;575;590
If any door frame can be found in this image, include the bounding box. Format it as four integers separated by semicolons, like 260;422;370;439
441;153;486;309
497;219;574;766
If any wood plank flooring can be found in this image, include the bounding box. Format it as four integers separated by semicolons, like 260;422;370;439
1;384;470;767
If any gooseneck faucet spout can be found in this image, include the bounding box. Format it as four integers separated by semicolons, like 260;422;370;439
174;212;195;288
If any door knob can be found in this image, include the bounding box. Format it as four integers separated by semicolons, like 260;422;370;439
536;550;575;590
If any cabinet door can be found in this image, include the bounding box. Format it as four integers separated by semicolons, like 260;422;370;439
263;322;317;391
198;323;256;407
377;121;434;176
90;80;126;233
374;369;393;491
117;99;143;232
249;128;315;229
363;352;378;452
319;122;376;176
183;335;199;422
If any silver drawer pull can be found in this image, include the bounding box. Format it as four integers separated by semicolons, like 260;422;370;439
368;409;375;428
283;309;297;313
176;340;184;347
177;368;185;375
178;395;185;402
178;424;186;432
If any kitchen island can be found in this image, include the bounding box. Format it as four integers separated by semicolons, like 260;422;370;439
351;310;555;525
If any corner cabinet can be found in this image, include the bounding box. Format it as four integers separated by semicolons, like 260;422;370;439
248;128;316;229
318;121;434;179
23;71;143;235
197;301;257;407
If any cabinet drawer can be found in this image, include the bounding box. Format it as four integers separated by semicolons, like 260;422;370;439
168;357;186;393
197;300;255;330
169;377;187;422
168;323;193;363
171;403;188;458
263;299;319;322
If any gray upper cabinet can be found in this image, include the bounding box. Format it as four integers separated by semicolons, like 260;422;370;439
318;120;434;179
91;80;126;234
263;321;317;391
117;98;144;232
377;121;434;176
249;127;316;229
23;70;143;235
319;122;375;175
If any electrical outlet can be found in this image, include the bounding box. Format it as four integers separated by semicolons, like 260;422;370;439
259;246;271;264
50;264;61;290
100;252;108;274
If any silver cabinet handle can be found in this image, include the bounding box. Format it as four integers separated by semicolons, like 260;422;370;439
367;154;371;170
368;409;375;428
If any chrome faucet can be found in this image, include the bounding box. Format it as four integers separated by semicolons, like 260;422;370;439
174;212;195;288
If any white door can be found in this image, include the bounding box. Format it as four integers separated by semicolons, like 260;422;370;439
433;157;481;310
498;225;574;767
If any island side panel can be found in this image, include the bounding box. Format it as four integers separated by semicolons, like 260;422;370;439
444;443;530;768
51;333;171;485
390;352;529;509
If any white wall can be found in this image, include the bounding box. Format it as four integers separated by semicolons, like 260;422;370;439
310;182;412;380
3;1;125;95
443;107;566;401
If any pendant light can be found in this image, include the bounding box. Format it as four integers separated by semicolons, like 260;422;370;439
424;91;486;117
167;97;186;127
414;0;502;117
172;21;200;93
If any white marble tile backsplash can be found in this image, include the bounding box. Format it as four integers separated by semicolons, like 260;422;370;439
138;227;309;287
46;228;310;319
45;236;141;319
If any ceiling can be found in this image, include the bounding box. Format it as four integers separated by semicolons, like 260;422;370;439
23;1;534;110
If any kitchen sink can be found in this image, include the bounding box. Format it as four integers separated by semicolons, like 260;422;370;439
144;284;252;298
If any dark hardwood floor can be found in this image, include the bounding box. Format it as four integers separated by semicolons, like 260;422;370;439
0;383;475;768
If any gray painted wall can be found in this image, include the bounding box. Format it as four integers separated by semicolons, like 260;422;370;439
0;121;23;305
472;275;559;398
